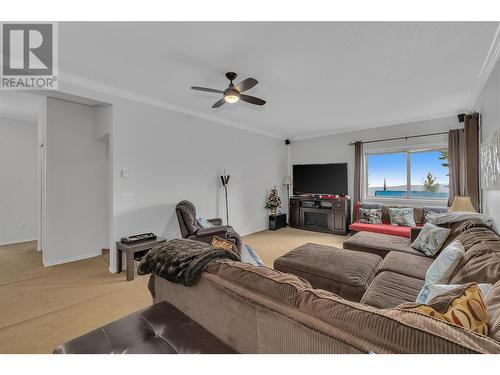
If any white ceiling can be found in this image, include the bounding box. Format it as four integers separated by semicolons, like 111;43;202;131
0;92;44;123
58;22;499;139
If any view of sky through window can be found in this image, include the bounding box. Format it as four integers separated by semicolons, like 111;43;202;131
367;149;449;199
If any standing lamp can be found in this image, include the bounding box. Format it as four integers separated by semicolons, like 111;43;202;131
283;175;292;224
449;196;476;212
220;171;230;225
283;175;292;198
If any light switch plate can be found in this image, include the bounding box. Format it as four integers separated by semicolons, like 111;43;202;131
122;192;134;201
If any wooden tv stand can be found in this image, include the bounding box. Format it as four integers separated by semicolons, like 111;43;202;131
289;196;351;235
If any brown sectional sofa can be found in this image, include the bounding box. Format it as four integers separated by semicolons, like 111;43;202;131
148;219;500;353
344;220;500;309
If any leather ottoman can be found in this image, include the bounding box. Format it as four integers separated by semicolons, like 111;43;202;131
273;243;382;302
53;301;236;354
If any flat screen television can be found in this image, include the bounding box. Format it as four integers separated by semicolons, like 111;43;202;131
293;163;348;195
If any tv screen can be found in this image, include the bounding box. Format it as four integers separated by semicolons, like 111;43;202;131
293;163;348;195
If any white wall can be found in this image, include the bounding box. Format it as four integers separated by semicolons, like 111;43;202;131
51;79;288;272
112;100;288;241
0;118;38;244
475;57;500;228
291;116;457;205
42;98;108;266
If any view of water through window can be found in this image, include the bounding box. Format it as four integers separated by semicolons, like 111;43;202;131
367;149;449;199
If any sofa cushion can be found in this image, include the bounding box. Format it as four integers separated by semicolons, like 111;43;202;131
485;280;500;342
379;251;434;280
273;243;382;302
349;222;412;238
449;240;500;285
453;226;500;252
295;287;500;353
209;260;312;307
343;231;428;258
360;271;424;308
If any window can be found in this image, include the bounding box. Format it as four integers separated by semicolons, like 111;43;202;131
366;148;449;200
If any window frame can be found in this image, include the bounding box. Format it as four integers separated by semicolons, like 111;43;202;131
363;145;449;205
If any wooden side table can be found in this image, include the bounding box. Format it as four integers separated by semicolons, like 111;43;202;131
116;238;166;281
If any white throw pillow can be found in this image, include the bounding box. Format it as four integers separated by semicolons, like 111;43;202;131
416;283;492;304
424;240;465;284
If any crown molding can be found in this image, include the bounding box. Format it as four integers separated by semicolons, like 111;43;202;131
291;111;458;141
58;72;284;140
467;22;500;110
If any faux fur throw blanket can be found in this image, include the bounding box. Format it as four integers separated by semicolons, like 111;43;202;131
137;238;240;286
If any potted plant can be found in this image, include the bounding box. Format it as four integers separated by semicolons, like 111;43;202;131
265;186;282;215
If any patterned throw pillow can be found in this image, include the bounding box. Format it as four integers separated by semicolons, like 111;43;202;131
411;222;452;257
211;236;238;253
402;283;489;335
358;208;382;224
389;207;416;227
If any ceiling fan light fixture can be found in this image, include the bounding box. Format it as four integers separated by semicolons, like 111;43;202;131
224;91;240;103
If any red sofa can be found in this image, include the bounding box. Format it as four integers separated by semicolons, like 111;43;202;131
349;203;443;238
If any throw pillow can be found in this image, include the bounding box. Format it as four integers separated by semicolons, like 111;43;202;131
389;207;416;227
411;222;452;257
240;244;264;266
197;218;214;229
423;240;464;282
212;236;238;253
485;280;500;342
358;208;382;224
416;283;492;304
402;283;489;335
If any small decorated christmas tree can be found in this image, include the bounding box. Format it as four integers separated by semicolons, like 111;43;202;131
265;186;282;215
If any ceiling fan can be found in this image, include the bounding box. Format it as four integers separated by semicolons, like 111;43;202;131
191;72;266;108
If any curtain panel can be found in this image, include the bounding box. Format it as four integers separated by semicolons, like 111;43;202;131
448;114;480;212
353;141;363;208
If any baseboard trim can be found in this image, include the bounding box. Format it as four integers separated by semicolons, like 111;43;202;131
43;251;102;267
0;238;38;246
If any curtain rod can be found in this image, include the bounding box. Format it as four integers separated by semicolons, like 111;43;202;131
348;131;450;146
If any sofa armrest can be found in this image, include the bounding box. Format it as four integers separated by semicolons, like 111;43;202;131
195;226;228;238
207;218;223;226
410;227;422;243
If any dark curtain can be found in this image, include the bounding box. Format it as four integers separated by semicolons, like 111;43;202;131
353;141;363;207
448;114;480;211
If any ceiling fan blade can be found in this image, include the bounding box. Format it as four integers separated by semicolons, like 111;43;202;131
239;94;266;106
191;86;224;94
211;98;226;108
235;78;258;93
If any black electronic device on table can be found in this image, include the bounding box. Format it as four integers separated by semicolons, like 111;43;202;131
120;233;157;245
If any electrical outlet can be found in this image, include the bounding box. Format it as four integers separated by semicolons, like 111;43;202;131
20;223;25;230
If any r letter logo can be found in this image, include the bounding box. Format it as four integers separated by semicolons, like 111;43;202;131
1;22;58;89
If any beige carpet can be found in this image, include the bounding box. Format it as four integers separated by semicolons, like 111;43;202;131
244;227;348;267
0;228;347;353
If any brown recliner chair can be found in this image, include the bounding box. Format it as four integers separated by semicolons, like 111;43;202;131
175;200;242;253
